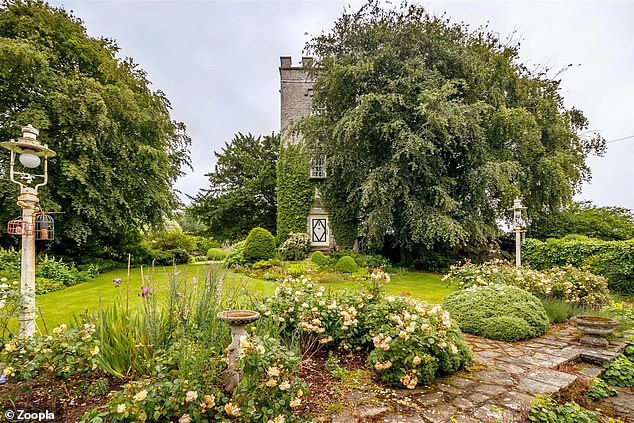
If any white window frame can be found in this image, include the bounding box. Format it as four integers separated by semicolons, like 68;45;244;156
310;155;326;179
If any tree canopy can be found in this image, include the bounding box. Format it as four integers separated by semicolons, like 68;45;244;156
529;201;634;241
0;0;190;257
301;2;605;262
191;132;279;241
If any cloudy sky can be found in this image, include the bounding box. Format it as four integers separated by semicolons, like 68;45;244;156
50;0;634;210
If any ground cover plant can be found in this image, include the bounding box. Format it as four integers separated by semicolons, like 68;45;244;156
442;284;550;341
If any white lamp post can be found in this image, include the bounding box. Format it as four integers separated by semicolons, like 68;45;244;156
1;125;56;337
510;198;527;267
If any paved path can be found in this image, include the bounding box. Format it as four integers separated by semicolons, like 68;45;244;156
330;323;630;423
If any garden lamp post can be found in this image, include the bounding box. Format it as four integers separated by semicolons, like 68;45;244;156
1;125;56;337
511;198;526;267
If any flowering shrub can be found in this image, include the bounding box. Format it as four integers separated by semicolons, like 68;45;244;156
1;322;100;383
83;335;306;423
366;296;471;388
0;278;22;340
278;232;310;261
443;260;610;307
442;284;550;341
257;277;471;389
233;334;308;421
82;377;227;422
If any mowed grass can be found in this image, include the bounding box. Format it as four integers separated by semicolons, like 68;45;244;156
34;262;277;330
32;264;454;329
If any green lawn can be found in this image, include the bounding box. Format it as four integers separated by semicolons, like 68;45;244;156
32;264;454;329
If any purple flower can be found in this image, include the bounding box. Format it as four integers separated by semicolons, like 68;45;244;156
113;278;123;288
139;285;152;298
0;374;6;385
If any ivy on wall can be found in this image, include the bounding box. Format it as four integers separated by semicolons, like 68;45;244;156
276;145;314;243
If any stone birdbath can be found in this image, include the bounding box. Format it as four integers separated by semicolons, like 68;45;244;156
217;309;260;392
572;315;620;347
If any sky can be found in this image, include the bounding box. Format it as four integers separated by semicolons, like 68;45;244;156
50;0;634;210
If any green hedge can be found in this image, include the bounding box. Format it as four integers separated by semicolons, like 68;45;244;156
335;256;358;274
207;248;227;261
243;227;276;263
276;145;314;243
442;284;549;341
523;238;634;295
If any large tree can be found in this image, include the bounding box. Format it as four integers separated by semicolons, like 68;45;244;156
529;201;634;241
301;2;605;262
0;0;190;257
191;133;279;241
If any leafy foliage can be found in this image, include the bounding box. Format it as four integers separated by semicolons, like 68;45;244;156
528;395;599;423
191;133;279;242
276;145;314;243
584;377;617;400
530;201;634;241
310;251;330;267
206;248;227;261
243;227;276;263
278;232;310;261
300;2;604;261
523;237;634;295
0;1;190;256
442;284;549;341
225;240;246;268
335;255;358;273
602;355;634;387
444;259;611;307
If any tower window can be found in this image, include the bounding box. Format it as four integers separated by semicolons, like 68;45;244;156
310;156;326;179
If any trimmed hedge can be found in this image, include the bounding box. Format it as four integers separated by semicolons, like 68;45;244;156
335;255;358;273
311;251;330;267
523;237;634;295
207;248;227;261
442;285;549;341
243;227;276;263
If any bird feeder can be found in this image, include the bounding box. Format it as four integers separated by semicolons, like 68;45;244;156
35;214;54;240
7;217;33;236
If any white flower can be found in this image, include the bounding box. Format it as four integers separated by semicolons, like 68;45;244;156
279;380;291;390
116;404;126;414
266;378;277;387
290;397;302;407
267;366;280;377
179;414;191;423
185;390;198;402
133;390;148;402
270;416;285;423
413;356;422;365
224;402;240;416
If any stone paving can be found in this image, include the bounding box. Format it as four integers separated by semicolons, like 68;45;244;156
330;323;631;423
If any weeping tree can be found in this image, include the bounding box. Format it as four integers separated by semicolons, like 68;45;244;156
0;0;190;258
300;2;605;263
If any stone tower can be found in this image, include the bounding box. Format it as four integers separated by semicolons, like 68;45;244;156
278;56;333;250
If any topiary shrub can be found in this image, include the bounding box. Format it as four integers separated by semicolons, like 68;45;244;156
311;251;330;267
442;284;549;342
335;255;358;274
243;227;276;263
279;232;310;261
206;248;227;261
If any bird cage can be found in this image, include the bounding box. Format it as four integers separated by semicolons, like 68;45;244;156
35;214;54;241
7;217;33;236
